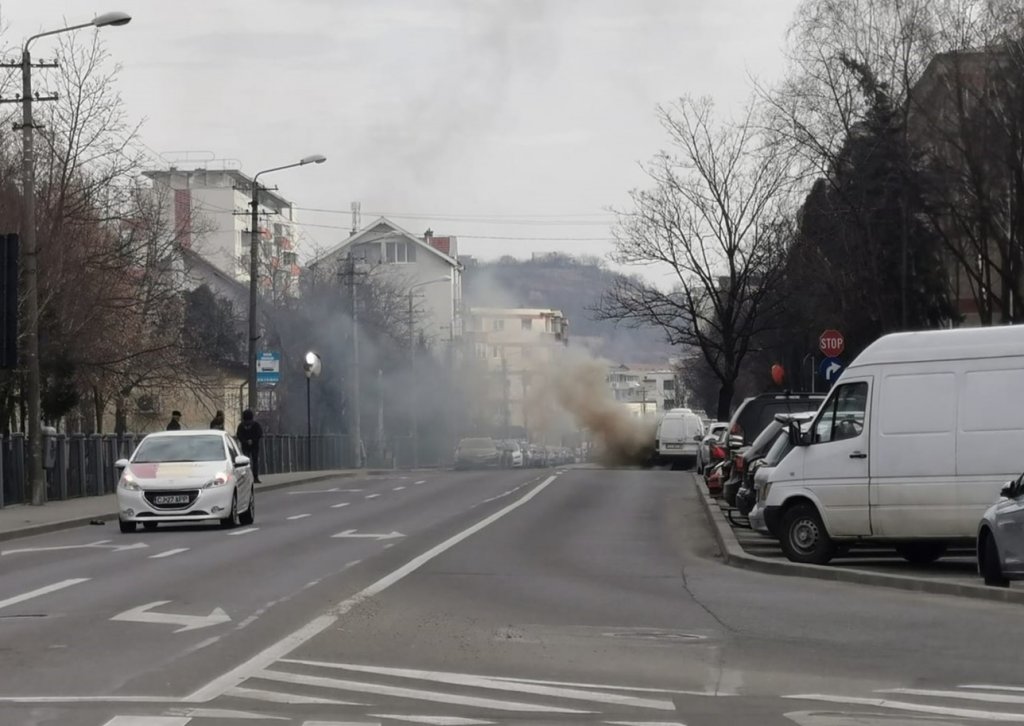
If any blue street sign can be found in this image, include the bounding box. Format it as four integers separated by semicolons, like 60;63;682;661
256;351;281;385
819;356;844;384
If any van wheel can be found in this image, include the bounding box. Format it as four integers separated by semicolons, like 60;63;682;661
894;542;947;565
980;532;1009;588
780;503;835;565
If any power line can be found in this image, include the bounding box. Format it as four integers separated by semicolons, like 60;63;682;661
294;206;615;224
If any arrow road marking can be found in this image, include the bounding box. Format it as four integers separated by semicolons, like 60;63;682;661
111;600;231;633
331;530;404;541
0;578;89;611
1;540;148;556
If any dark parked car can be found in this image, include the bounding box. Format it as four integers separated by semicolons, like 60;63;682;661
455;437;501;469
726;392;826;453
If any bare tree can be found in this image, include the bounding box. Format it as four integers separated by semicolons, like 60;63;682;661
594;97;793;420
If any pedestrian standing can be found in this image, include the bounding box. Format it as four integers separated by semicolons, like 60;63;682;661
166;410;182;431
210;410;225;430
236;409;264;483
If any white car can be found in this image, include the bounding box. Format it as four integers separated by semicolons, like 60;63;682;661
115;430;255;533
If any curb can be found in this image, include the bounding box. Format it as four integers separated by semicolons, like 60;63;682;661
693;477;1024;607
0;470;393;544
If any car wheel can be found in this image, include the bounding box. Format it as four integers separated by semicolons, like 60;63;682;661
220;491;240;529
239;489;255;526
119;519;136;534
980;532;1010;587
143;521;158;531
780;503;836;565
894;542;947;565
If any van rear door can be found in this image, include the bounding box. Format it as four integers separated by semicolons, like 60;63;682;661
802;379;872;537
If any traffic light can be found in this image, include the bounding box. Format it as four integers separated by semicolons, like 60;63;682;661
0;233;19;369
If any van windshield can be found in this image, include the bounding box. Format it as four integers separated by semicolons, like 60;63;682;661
814;382;868;443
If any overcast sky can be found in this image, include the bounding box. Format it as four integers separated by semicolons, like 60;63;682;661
6;0;801;281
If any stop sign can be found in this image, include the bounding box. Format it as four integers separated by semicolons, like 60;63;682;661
819;329;845;357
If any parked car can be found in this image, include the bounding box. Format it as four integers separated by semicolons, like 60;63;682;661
705;459;728;497
455;437;501;469
496;440;524;468
977;471;1024;587
115;430;255;533
748;416;815;534
699;422;728;473
654;408;705;469
736;412;816;517
727;392;825;455
764;326;1024;566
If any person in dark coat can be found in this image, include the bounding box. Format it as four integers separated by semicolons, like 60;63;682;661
166;410;182;431
210;410;225;430
236;409;263;483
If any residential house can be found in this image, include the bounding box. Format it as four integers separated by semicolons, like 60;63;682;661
607;364;681;417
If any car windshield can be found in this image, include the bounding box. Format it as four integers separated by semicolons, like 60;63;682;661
133;435;226;463
762;430;793;467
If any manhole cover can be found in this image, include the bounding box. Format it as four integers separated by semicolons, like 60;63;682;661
603;628;707;642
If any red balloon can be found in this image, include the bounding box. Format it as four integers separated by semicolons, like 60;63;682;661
771;364;785;386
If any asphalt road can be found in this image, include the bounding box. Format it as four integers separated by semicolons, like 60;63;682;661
1;467;1023;726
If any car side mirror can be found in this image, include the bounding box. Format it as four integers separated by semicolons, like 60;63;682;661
1001;480;1017;498
728;434;743;449
233;455;251;468
114;458;129;470
788;422;805;447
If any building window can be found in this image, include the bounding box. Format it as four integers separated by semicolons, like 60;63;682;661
492;345;500;358
493;319;505;331
521;318;532;331
663;379;674;391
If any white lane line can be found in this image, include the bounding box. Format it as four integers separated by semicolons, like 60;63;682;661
287;514;311;520
371;716;494;725
490;675;711;696
278;660;675;710
227;527;259;536
393;486;406;491
226;685;364;705
331;502;350;509
784;694;1024;721
606;722;687;726
414;480;426;485
164;708;286;721
964;685;1024;693
364;493;381;499
149;548;189;560
187;474;561;703
0;578;89;611
256;669;589;713
102;717;190;726
881;688;1024;704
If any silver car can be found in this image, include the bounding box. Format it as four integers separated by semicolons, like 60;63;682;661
698;422;728;473
977;472;1024;586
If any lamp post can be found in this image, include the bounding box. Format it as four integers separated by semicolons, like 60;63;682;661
247;154;326;414
303;351;322;469
408;276;451;468
17;11;131;506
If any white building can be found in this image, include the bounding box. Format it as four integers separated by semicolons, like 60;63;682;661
143;167;303;297
607;364;681;415
309;217;463;349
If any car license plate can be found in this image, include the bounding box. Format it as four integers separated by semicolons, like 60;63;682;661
154;494;190;505
665;443;682;449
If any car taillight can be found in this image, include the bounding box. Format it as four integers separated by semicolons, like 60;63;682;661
711;444;725;459
735;456;745;473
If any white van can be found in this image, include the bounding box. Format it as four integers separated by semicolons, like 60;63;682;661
763;326;1024;565
655;408;705;469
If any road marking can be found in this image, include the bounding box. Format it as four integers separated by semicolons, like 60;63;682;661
964;685;1024;693
289;487;340;494
881;688;1024;704
364;493;380;499
103;717;190;726
331;529;404;541
393;486;406;491
164;708;287;720
257;669;590;713
785;694;1024;721
490;675;715;697
0;578;89;611
111;601;231;633
606;722;686;726
150;548;189;559
226;686;364;705
2;540;147;556
187;473;560;702
331;502;350;509
371;716;494;725
414;480;426;485
227;527;259;536
278;660;675;710
287;514;311;520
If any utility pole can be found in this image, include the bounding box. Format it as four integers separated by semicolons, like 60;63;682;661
501;355;510;439
248;180;261;413
350;255;362;468
408;289;417;468
377;368;385;468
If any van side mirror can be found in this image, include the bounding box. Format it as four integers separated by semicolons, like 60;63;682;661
1001;483;1013;498
788;422;805;447
693;434;703;442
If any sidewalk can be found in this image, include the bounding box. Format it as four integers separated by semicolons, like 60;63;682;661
0;469;389;543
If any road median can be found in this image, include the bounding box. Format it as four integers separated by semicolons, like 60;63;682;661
693;476;1024;606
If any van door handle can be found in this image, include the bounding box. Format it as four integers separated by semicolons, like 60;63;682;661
849;452;867;459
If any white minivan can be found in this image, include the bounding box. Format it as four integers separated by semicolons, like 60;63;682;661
763;326;1024;565
655;408;705;469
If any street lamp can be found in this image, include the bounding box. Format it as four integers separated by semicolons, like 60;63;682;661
303;351;322;469
408;276;452;468
247;154;326;413
18;11;131;506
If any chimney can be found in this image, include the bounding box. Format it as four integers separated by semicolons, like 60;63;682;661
424;228;434;241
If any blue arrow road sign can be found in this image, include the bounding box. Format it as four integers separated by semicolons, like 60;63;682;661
819;357;844;384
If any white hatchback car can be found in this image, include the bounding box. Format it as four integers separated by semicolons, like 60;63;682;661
115;430;255;533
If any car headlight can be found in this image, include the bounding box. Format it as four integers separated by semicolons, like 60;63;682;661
119;473;141;491
203;472;232;489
